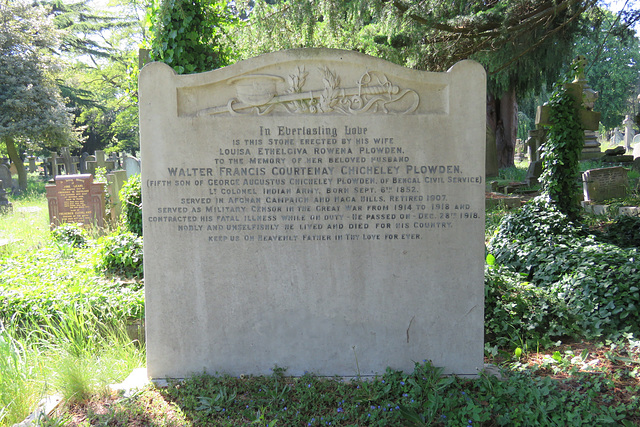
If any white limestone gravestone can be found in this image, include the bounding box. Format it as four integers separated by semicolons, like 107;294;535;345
140;49;486;380
123;156;141;178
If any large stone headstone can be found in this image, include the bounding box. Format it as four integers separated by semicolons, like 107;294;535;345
45;174;105;227
140;49;486;380
582;167;628;203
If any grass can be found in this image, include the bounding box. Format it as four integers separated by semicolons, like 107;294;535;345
0;176;50;253
0;179;145;426
42;346;640;426
1;175;640;426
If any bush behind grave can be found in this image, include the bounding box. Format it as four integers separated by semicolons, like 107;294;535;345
119;174;142;236
97;230;143;279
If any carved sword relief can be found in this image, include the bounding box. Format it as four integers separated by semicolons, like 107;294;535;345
194;66;420;117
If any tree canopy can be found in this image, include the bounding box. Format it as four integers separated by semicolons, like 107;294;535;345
575;8;640;129
0;0;78;190
233;0;595;96
53;0;149;156
229;0;604;167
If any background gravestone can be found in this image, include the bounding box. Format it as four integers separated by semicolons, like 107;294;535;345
86;151;115;176
106;170;128;222
582;167;628;203
0;164;13;194
140;49;486;380
45;174;106;227
123;156;141;178
0;179;12;213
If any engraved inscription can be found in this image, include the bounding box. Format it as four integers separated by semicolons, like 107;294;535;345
145;124;483;243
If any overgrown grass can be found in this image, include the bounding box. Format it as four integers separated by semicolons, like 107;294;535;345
0;175;145;426
0;313;144;425
497;163;528;182
0;197;50;253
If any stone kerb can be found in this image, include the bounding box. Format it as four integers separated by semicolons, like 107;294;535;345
140;48;486;380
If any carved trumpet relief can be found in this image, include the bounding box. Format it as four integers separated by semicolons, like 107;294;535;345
186;66;426;117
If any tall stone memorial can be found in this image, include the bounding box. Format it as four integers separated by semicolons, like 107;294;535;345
140;49;486;380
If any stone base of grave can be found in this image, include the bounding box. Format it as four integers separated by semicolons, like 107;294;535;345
581;150;605;160
601;155;635;163
485;192;523;209
12;395;62;427
109;368;150;397
581;203;640;216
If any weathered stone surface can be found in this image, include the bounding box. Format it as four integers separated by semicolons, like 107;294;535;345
601;155;634;163
604;146;626;156
0;178;12;214
106;170;128;222
0;164;12;194
582;167;628;203
140;49;486;379
123;156;141;178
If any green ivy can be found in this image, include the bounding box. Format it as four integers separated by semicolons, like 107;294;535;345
97;230;144;279
487;196;640;342
539;76;584;220
51;223;88;248
149;0;236;74
599;215;640;248
119;174;142;236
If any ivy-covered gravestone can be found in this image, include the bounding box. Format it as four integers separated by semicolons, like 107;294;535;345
536;56;601;159
536;57;601;219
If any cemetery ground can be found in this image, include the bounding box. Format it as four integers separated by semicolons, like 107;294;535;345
0;169;639;426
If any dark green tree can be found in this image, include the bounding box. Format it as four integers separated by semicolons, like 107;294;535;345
233;0;596;168
46;0;129;59
574;8;640;129
52;0;148;155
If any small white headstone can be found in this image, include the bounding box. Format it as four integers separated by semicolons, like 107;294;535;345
123;156;141;178
624;115;635;152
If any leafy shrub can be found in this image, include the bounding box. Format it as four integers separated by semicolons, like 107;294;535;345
487;195;640;341
97;230;143;278
484;263;577;347
488;195;585;276
600;215;640;248
51;223;88;248
119;174;142;236
0;245;144;331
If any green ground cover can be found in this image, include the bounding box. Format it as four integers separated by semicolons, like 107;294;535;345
0;170;639;426
0;177;144;426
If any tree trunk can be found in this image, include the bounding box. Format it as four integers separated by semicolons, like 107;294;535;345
487;87;518;169
3;136;27;192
